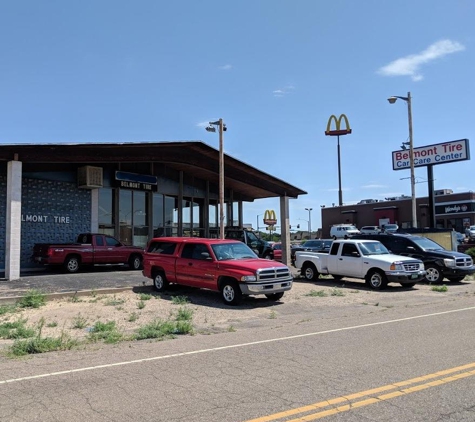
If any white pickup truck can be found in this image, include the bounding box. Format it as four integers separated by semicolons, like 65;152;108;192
294;239;426;289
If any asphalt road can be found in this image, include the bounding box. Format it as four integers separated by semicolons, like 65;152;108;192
1;277;475;421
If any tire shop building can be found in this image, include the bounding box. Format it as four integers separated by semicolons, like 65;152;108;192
1;142;306;280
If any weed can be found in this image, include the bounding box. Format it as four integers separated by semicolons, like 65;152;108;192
71;314;88;329
0;319;35;339
227;325;236;332
137;300;146;310
104;296;126;306
431;285;448;292
269;310;277;319
330;288;345;297
135;318;193;340
17;290;46;308
374;302;380;306
8;333;78;357
171;296;190;305
305;290;327;297
0;304;18;315
90;289;97;298
176;307;193;321
47;321;58;328
128;312;139;322
88;321;123;344
68;294;83;303
138;293;152;301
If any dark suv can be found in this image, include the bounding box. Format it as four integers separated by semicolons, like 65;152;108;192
225;227;274;259
353;233;475;283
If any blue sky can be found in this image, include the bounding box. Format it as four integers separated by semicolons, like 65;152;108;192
1;1;474;232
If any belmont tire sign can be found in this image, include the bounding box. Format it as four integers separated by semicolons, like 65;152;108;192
392;138;470;170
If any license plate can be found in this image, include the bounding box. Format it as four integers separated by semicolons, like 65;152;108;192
410;274;419;279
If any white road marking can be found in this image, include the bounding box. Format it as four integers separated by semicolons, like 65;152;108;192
1;306;474;385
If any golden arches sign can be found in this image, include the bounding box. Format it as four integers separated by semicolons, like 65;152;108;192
325;114;352;136
263;209;277;226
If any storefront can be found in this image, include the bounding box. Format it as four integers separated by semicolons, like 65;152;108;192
1;142;306;279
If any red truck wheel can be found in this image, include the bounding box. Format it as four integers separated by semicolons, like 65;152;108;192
129;255;142;270
220;280;242;305
64;256;81;273
153;271;169;292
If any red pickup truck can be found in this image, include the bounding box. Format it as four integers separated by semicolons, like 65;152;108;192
33;233;144;273
142;237;293;305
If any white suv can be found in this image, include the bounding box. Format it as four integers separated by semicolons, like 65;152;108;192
330;224;361;239
360;226;381;235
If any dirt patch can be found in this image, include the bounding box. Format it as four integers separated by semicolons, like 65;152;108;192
1;276;474;348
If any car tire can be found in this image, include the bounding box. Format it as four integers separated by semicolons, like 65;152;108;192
153;271;169;292
263;253;273;260
302;262;319;281
425;265;443;284
332;236;337;240
265;292;284;301
446;276;465;283
365;269;388;290
128;254;142;270
64;256;81;273
220;279;242;305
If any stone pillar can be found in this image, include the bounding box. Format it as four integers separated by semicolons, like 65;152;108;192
5;160;22;280
279;195;291;267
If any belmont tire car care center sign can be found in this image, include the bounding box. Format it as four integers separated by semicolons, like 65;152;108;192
392;139;470;170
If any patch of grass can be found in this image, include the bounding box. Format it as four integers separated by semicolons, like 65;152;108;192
330;288;345;297
71;314;88;329
17;290;46;309
104;296;126;306
269;310;277;319
137;300;146;310
175;307;193;321
68;294;83;303
135;318;193;340
47;321;58;328
0;319;35;339
431;284;448;292
138;293;152;301
0;304;18;315
128;312;139;322
227;325;236;332
8;334;77;357
305;290;328;297
88;321;123;344
171;296;190;305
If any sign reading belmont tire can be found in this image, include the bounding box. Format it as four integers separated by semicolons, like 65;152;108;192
392;138;470;170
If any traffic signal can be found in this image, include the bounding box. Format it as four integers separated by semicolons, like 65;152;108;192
297;224;300;229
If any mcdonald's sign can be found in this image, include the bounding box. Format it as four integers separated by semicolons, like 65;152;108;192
325;114;352;136
263;209;277;226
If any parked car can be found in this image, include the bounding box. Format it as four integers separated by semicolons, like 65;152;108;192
272;242;282;261
330;224;360;240
33;233;144;273
294;239;426;290
352;233;475;283
142;237;293;305
225;226;274;259
291;239;333;266
360;226;382;235
382;224;399;233
455;231;465;244
465;225;475;241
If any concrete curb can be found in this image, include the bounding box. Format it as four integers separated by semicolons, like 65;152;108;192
0;287;137;305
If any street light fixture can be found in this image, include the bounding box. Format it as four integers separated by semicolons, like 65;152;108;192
205;119;227;239
387;92;417;228
305;207;313;239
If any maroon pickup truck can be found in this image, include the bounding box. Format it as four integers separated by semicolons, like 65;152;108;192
142;237;293;305
33;233;144;273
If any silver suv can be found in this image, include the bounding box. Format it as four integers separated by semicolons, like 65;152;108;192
465;225;475;241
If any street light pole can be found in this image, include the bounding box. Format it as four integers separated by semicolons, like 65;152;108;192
388;92;417;228
206;119;227;239
305;207;312;238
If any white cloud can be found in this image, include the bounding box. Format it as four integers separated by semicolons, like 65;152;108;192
219;64;232;70
361;183;387;189
273;84;295;97
377;39;465;81
196;121;211;128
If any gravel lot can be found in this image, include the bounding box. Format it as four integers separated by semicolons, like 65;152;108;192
1;274;474;351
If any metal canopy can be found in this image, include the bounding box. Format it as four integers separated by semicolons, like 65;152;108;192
0;141;306;201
